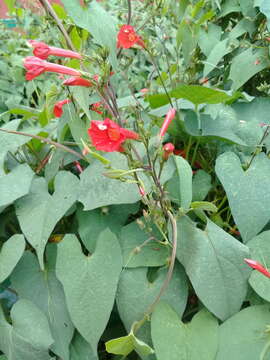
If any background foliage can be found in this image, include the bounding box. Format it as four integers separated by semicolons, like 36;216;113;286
2;0;270;359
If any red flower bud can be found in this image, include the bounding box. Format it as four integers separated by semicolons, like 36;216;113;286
88;118;139;152
53;99;71;118
62;77;93;87
91;102;103;114
28;40;82;60
159;108;176;137
244;258;270;278
117;25;145;49
163;142;175;160
23;56;81;80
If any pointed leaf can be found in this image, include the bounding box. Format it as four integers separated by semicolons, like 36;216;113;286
0;299;53;360
0;234;25;283
176;216;250;320
56;231;122;353
216;152;270;242
216;305;270;360
151;302;218;360
15;171;79;269
11;247;74;360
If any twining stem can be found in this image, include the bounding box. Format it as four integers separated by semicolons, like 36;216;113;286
247;124;270;169
38;0;76;51
0;129;84;160
133;210;178;334
145;49;174;108
127;0;132;25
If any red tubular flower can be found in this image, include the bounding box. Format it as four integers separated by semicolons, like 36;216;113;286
117;25;145;49
24;56;81;80
28;40;82;60
53;99;71;118
159;108;176;137
91;102;103;115
163;142;175;160
63;77;93;87
244;258;270;278
88;118;139;152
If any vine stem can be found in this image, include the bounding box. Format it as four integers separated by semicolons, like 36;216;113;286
133;210;178;333
38;0;76;52
0;129;84;160
127;0;132;25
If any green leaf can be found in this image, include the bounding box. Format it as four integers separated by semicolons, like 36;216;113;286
61;1;118;69
229;48;270;91
0;119;40;174
171;85;232;105
15;171;79;269
260;0;270;30
79;153;146;210
215;152;270;242
119;221;170;268
176;216;250;320
106;332;154;357
0;299;53;360
0;234;25;283
166;155;193;209
77;202;139;252
70;332;97;360
116;264;188;344
247;231;270;302
151;302;218;360
199;23;222;57
216;305;270;360
191;201;217;213
0;164;34;213
192;170;212;201
11;247;74;360
184;108;247;145
56;231;122;353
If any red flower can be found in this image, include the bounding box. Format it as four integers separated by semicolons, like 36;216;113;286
28;40;82;60
63;76;93;87
159;108;176;137
88;118;139;152
23;56;81;80
117;25;145;49
244;259;270;278
163;142;175;160
53;99;71;118
91;102;103;114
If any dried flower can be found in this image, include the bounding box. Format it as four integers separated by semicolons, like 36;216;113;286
28;40;82;60
88;118;139;152
24;56;81;80
53;99;71;118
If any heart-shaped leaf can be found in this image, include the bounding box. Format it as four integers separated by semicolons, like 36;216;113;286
0;299;53;360
11;246;74;360
246;231;270;302
116;264;188;344
216;305;270;360
15;171;79;269
0;164;34;213
60;1;117;69
70;332;97;360
79;153;145;210
176;216;250;320
119;221;170;268
0;234;25;283
216;152;270;242
151;302;218;360
56;231;122;353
